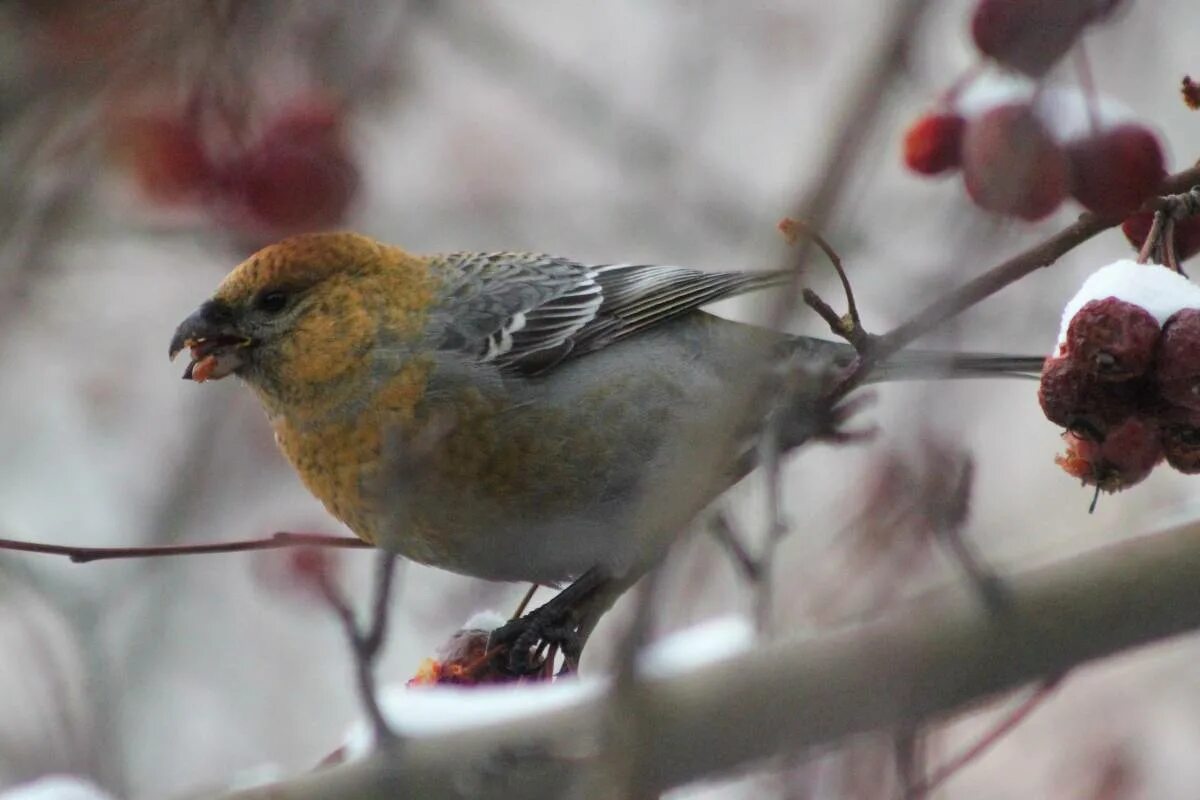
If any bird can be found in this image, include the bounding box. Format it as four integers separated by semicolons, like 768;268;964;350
170;232;1042;669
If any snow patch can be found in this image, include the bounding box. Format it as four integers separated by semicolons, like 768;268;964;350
1056;260;1200;352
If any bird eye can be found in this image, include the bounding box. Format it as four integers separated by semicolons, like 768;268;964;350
255;290;289;314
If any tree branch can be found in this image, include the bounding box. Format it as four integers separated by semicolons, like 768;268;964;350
0;532;369;562
217;518;1200;800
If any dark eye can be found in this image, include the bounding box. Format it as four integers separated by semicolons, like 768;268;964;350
255;290;289;314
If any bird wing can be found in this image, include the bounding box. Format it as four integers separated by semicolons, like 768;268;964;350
430;251;789;374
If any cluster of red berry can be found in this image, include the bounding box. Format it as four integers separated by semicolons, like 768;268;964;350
903;0;1165;221
1039;262;1200;493
113;96;360;240
407;614;521;686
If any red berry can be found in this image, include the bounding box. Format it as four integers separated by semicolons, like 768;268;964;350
121;116;213;204
1065;297;1161;380
1055;416;1162;492
1156;308;1200;411
217;103;360;236
1159;406;1200;474
1038;355;1141;436
238;142;359;234
903;113;966;176
253;540;342;603
266;100;343;144
1122;212;1200;263
971;0;1093;77
962;103;1070;221
1184;76;1200;111
1067;126;1165;218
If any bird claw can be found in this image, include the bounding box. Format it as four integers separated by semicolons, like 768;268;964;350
813;390;878;444
489;603;584;677
487;569;610;677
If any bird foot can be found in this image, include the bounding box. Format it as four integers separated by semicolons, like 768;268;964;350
488;601;585;677
488;569;609;678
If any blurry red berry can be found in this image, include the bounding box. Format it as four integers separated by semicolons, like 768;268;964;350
1067;126;1165;218
1183;76;1200;111
1055;416;1162;492
408;626;524;686
1121;212;1152;249
1156;308;1200;411
253;542;341;603
1065;297;1161;380
121;116;213;204
962;103;1070;220
213;99;359;236
1121;212;1200;263
287;546;337;587
238;143;359;233
1038;355;1141;436
971;0;1093;77
903;113;966;176
1159;406;1200;474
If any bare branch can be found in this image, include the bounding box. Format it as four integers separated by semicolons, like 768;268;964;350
217;518;1200;800
0;531;369;563
315;549;402;749
910;675;1064;799
838;164;1200;400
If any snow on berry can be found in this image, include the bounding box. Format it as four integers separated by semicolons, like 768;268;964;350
1043;260;1200;494
1156;308;1200;411
971;0;1094;78
962;103;1069;220
1056;260;1200;354
955;77;1135;144
908;74;1156;222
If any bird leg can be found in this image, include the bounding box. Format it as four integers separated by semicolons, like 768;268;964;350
489;567;610;676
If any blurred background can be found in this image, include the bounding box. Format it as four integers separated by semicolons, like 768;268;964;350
0;1;1197;797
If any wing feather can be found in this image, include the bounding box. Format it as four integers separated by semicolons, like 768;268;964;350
429;252;787;374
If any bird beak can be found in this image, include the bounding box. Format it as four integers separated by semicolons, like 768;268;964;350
169;301;253;382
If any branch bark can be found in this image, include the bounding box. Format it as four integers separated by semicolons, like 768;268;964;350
217;518;1200;800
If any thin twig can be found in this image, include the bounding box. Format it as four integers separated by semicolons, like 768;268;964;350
782;217;864;340
511;583;540;620
770;0;936;321
938;525;1010;616
316;549;402;748
709;511;762;583
1164;217;1181;273
802;288;848;337
0;531;370;563
1136;210;1166;264
831;164;1200;403
894;726;926;800
587;565;668;799
753;0;935;638
932;458;1011;615
909;675;1065;799
1073;40;1101;135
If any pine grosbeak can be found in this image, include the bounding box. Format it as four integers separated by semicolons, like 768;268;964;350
169;232;1040;659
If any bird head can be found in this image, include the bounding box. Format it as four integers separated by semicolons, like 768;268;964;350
169;232;435;408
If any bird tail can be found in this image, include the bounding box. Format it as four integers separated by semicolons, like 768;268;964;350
791;336;1045;382
868;349;1047;383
